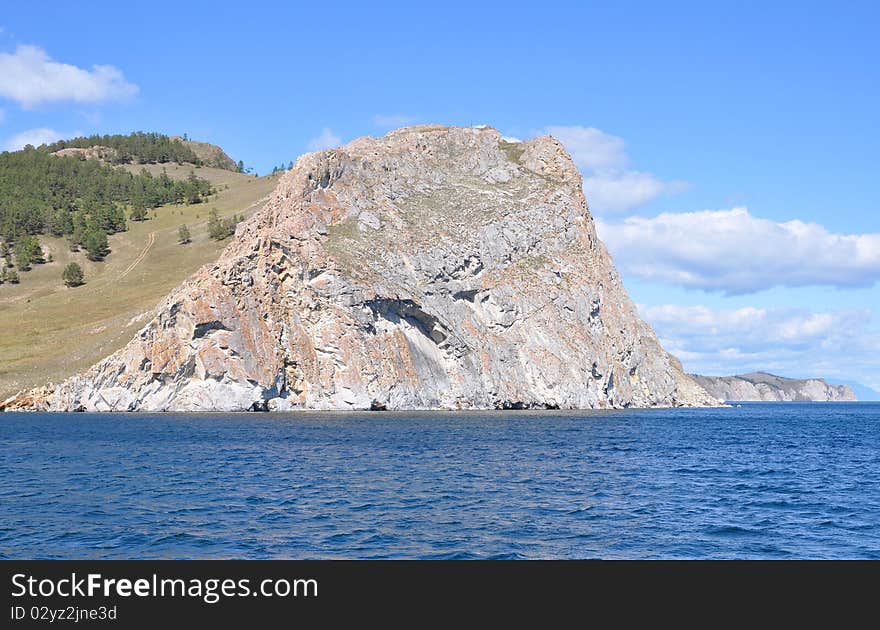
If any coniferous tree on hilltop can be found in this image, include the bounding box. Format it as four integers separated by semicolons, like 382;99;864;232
0;146;214;246
0;132;221;286
42;132;201;166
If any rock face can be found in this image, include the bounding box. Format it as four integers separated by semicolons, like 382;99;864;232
691;372;857;402
12;125;719;412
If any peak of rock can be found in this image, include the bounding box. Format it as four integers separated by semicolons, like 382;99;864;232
10;125;718;412
169;136;238;171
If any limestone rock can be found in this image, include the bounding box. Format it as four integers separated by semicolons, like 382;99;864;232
14;125;719;411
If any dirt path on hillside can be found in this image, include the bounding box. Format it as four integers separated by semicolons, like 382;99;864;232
119;231;156;280
113;194;269;283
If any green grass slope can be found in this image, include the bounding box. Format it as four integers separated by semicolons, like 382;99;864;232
0;165;279;399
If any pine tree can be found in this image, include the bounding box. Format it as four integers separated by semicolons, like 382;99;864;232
62;262;84;287
84;229;110;261
178;224;192;244
14;236;44;271
130;196;148;221
207;209;224;240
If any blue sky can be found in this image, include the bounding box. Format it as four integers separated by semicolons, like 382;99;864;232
1;1;878;391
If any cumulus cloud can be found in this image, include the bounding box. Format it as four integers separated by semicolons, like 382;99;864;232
3;127;69;151
640;303;880;390
642;304;869;352
306;128;341;152
542;125;628;170
583;171;688;213
539;125;686;213
373;113;416;128
0;45;138;108
597;207;880;294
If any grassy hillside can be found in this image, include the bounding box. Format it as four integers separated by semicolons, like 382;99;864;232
0;165;280;399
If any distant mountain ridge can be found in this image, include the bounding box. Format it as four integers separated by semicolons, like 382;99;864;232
691;371;857;402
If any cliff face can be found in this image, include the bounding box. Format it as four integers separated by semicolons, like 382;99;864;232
11;126;718;411
691;372;856;402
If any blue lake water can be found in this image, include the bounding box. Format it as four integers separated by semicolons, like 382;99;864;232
1;403;878;559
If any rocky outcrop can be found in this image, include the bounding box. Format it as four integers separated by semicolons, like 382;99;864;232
0;385;54;412
171;137;238;171
691;372;857;402
9;125;719;412
51;146;117;161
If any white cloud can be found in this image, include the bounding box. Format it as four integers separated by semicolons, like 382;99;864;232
373;114;416;128
3;127;68;151
0;45;138;108
597;207;880;293
640;303;880;390
539;125;686;213
641;304;866;350
306;128;341;152
583;171;688;213
542;126;628;170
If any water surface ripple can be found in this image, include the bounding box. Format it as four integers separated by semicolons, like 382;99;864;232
1;403;877;558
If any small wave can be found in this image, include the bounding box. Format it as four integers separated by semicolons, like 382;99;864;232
705;525;762;536
424;551;481;560
486;552;528;560
567;505;594;514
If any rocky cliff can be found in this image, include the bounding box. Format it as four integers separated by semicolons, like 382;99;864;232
5;125;718;412
691;372;856;402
